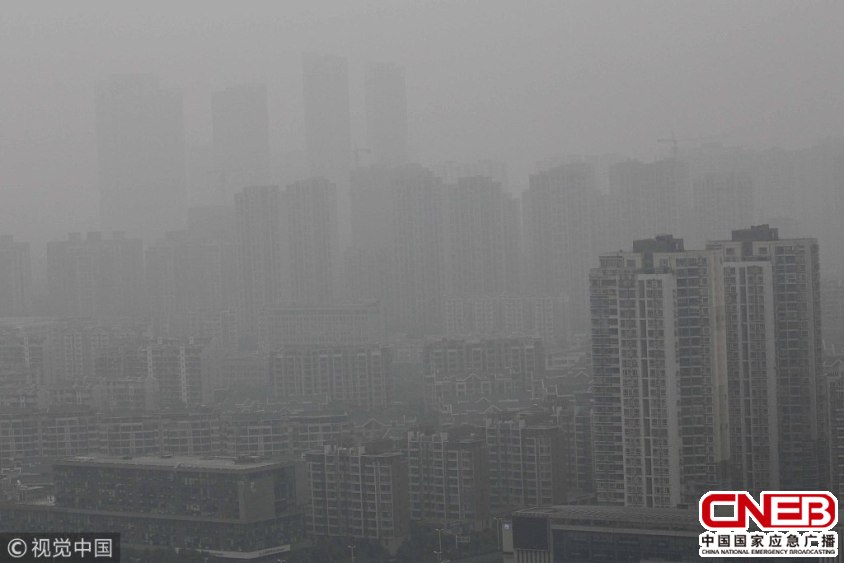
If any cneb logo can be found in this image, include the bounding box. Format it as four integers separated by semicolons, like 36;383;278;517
700;491;838;531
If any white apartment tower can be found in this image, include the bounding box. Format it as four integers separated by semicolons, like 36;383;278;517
708;224;822;490
590;235;729;507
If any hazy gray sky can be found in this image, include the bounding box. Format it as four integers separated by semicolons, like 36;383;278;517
2;0;844;247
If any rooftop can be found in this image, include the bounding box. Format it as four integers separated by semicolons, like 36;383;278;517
56;454;292;472
514;504;700;531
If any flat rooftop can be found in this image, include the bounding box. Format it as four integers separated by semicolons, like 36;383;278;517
56;454;293;472
515;505;700;531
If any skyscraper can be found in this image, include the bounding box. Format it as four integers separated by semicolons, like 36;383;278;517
345;165;399;302
590;235;727;507
591;227;824;507
234;185;287;344
302;53;351;183
211;83;271;203
389;165;446;336
523;163;598;332
284;177;340;306
502;194;523;295
95;74;186;240
0;235;32;316
365;62;408;166
708;225;823;491
444;176;508;298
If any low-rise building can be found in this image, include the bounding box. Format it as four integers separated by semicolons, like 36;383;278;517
0;455;303;561
509;505;701;563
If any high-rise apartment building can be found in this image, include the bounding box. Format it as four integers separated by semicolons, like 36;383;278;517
502;194;523;295
140;338;207;410
826;363;844;499
305;445;409;548
345;165;400;303
484;412;567;509
0;235;32;316
365;62;408;166
390;165;447;335
406;429;489;527
423;337;544;395
523;163;598;332
211;83;270;202
590;227;823;507
95;74;185;240
444;176;508;298
270;346;393;410
46;232;145;319
590;235;727;507
284;177;340;306
234;185;287;344
434;160;508;188
708;225;823;490
822;279;844;352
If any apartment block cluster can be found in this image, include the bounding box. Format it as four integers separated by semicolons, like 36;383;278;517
0;338;592;560
591;226;824;506
3;51;844;563
0;409;353;467
0;311;396;415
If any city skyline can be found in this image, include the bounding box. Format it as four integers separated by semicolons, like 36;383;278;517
2;2;844;562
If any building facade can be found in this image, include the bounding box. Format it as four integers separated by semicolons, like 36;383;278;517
0;235;32;316
305;445;409;548
270;346;393;409
0;455;302;561
406;430;489;528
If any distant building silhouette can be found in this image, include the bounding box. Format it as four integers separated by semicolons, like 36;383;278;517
389;165;447;336
523;163;598;333
234;186;287;345
270;345;393;410
285;177;340;306
0;235;32;316
46;232;144;319
444;176;509;298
